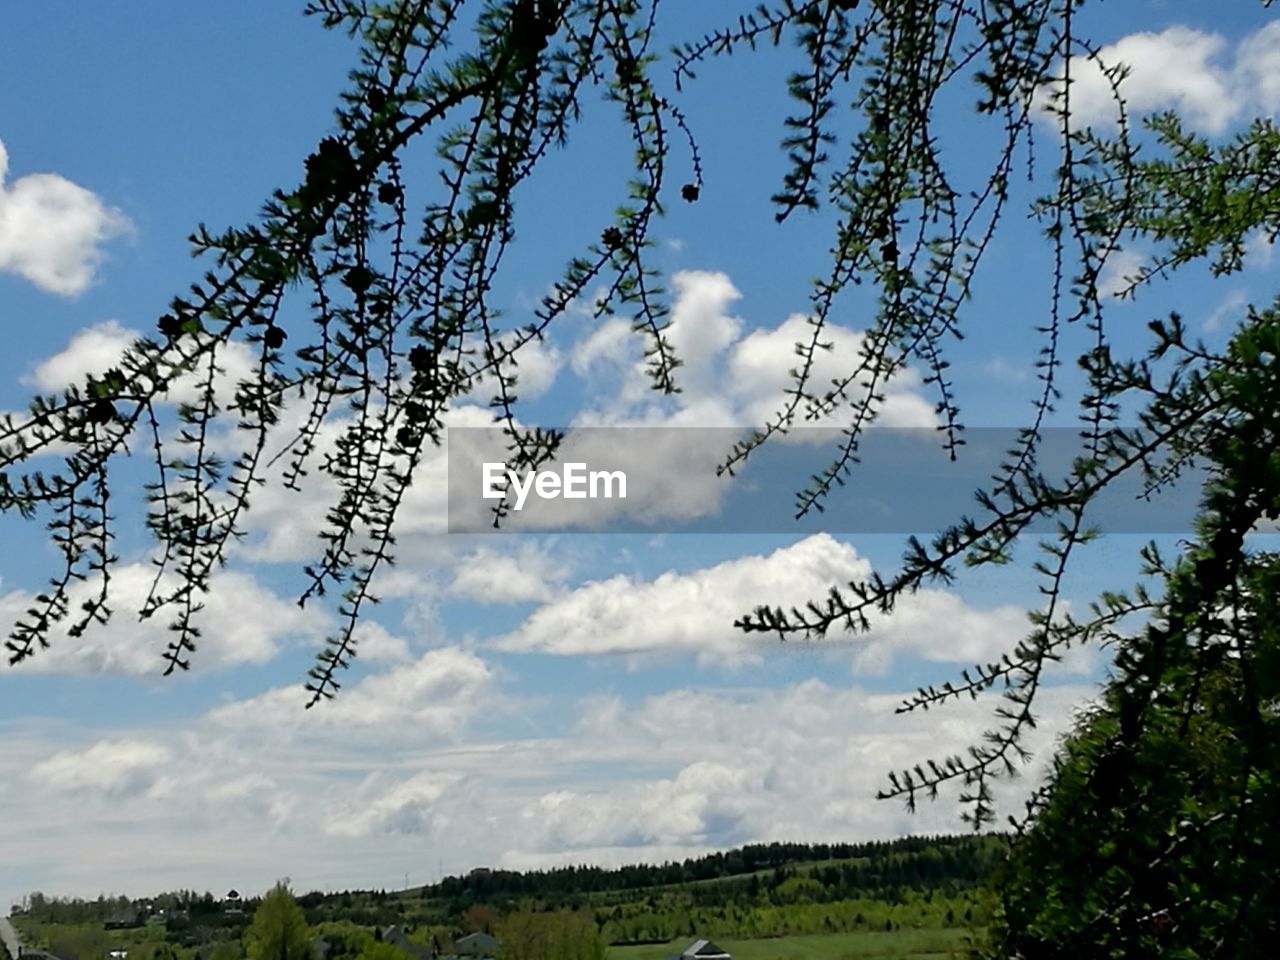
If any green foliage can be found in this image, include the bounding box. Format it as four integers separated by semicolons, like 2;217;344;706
608;930;978;960
353;943;409;960
40;925;112;960
245;885;313;960
988;445;1280;952
308;921;376;960
462;905;499;937
963;81;1280;957
209;942;246;960
497;910;604;960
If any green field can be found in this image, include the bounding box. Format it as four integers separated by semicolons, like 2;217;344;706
607;931;978;960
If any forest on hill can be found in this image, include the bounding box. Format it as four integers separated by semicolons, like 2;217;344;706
423;836;996;902
12;834;1002;953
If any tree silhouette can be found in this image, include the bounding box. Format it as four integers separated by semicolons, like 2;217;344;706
1;0;1107;703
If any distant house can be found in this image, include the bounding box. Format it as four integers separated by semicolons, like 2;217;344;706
103;911;140;931
381;927;435;960
453;933;498;958
223;891;243;917
679;941;730;960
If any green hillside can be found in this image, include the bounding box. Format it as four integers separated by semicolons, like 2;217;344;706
11;835;1001;960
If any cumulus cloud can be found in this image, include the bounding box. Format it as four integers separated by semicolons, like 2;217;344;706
24;319;136;390
447;543;569;604
29;739;171;797
726;312;936;428
0;565;324;676
571;270;937;432
1044;22;1280;135
222;670;1094;864
237;402;498;564
1244;229;1276;271
527;761;761;850
474;333;562;401
506;679;1095;859
1;653;1101;904
571;317;636;376
493;534;1027;668
207;646;494;736
1094;247;1148;299
664;270;745;396
492;535;866;664
1233;21;1280;117
448;272;938;534
325;770;460;838
350;621;413;664
24;318;257;403
0;139;130;295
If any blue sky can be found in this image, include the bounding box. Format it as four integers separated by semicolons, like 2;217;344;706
1;1;1278;908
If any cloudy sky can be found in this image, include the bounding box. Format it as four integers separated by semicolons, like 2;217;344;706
1;1;1278;909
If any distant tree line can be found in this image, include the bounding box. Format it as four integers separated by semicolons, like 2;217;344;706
15;891;253;927
13;835;1002;952
422;835;997;906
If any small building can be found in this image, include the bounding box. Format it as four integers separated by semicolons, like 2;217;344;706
103;911;140;931
679;941;730;960
381;927;434;960
454;933;498;958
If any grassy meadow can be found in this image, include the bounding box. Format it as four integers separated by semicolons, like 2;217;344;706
608;930;981;960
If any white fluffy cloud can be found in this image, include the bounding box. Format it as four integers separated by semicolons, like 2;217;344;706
25;319;136;390
446;543;569;603
1;644;1101;904
493;534;868;664
1236;23;1280;117
571;317;636;376
507;678;1093;858
0;139;129;295
664;271;745;396
24;318;257;403
447;272;938;534
29;739;171;797
236;402;499;564
325;770;460;838
207;646;494;736
493;534;1028;669
475;333;563;401
527;761;762;850
571;270;938;432
1096;247;1149;299
1047;22;1280;135
727;312;936;428
0;564;324;676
